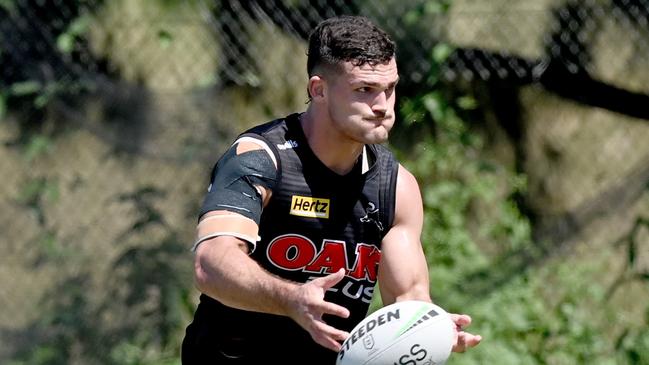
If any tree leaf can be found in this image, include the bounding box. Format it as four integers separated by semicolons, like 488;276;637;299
0;0;15;13
10;81;42;96
57;33;74;53
0;93;6;120
158;30;173;49
432;43;453;64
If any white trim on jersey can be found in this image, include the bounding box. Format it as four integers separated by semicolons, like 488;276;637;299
362;145;369;174
233;136;278;168
192;232;259;253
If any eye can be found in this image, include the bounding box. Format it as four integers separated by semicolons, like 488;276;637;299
356;86;371;93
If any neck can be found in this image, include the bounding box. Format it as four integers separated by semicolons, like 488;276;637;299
300;108;364;175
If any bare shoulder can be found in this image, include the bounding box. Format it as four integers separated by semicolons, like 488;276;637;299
393;164;423;224
396;164;422;200
396;164;418;187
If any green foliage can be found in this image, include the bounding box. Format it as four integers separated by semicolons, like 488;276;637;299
9;185;193;365
1;78;90;124
18;176;59;207
392;36;649;365
617;315;649;365
396;85;531;295
17;176;59;227
104;234;193;365
2;3;95;123
4;80;61;116
157;29;174;49
400;0;452;26
0;0;15;13
0;91;6;119
57;14;91;54
9;80;41;96
13;233;192;364
22;134;53;161
34;229;71;263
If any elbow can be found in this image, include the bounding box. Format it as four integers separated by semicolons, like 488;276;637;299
193;247;214;295
192;237;250;303
394;285;431;304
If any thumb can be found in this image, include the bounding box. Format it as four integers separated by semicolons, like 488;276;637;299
314;268;346;290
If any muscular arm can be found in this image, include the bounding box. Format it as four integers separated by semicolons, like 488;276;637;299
378;164;431;305
194;233;294;313
378;164;482;352
194;223;350;351
192;140;350;351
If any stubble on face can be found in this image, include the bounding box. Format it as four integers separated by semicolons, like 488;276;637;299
325;59;399;145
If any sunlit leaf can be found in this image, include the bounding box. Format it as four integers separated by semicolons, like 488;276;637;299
0;0;15;13
34;93;51;109
24;135;51;161
424;1;445;14
432;43;453;64
69;15;90;35
457;95;478;110
403;9;420;26
10;81;41;96
57;33;75;53
0;93;6;120
158;30;173;49
57;16;90;54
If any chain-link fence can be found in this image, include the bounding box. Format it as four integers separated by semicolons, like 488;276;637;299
1;0;648;363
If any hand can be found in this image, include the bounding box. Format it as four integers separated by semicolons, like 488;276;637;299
450;313;482;352
286;268;351;352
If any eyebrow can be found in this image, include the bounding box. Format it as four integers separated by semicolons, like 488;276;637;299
352;77;400;88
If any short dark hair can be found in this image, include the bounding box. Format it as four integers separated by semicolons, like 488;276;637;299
307;15;396;77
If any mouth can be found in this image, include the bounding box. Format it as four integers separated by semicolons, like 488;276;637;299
364;116;392;125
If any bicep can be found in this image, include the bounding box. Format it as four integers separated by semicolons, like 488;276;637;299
378;165;431;305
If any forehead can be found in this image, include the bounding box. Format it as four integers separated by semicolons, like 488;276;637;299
339;58;399;85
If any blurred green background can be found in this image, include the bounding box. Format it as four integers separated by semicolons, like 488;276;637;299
1;0;648;364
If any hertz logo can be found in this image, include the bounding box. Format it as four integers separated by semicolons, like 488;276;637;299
290;195;330;219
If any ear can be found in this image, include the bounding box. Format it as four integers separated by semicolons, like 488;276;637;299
308;75;326;101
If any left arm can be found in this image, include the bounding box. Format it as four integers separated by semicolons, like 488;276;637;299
378;164;482;352
378;164;430;304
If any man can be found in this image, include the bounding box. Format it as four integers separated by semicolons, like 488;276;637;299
182;15;481;364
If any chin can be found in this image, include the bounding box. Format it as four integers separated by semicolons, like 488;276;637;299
364;131;389;144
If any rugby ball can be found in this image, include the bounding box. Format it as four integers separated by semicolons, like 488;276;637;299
336;301;455;365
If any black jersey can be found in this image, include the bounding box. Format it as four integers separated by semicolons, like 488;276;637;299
182;113;399;365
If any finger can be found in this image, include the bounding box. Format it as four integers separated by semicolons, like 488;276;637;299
314;319;350;342
450;313;472;328
313;268;346;290
313;334;344;352
453;332;467;353
464;333;482;347
311;320;350;351
453;331;482;352
317;301;350;318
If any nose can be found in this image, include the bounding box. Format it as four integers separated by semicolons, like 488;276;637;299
372;91;388;117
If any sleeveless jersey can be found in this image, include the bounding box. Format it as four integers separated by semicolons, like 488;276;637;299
183;113;399;364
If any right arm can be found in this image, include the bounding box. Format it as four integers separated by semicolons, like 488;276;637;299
194;234;350;351
194;233;296;315
192;139;350;351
